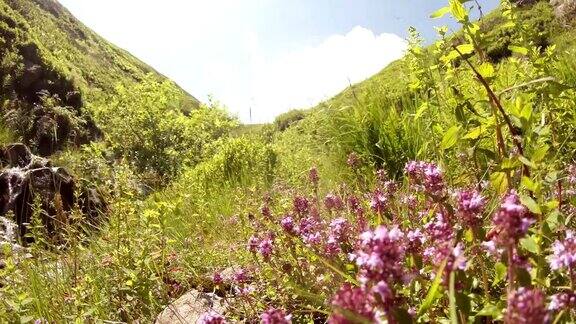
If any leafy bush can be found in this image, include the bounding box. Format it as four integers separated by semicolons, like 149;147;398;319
93;75;237;182
274;109;306;131
483;1;555;62
324;88;426;179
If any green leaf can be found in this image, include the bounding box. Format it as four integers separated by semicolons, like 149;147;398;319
456;43;474;55
520;235;539;254
449;0;468;22
441;126;461;150
418;258;448;316
521;176;538;192
509;45;528;55
477;62;495;78
518;156;536;169
463;126;485;140
414;102;429;120
547;210;561;232
431;6;451;18
500;158;521;171
494;262;507;286
476;303;502;318
490;172;508;194
520;194;541;214
532;145;549;163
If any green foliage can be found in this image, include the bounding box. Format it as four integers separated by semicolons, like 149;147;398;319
3;0;576;322
93;75;237;182
274;109;306;131
324;89;425;179
482;1;556;62
185;136;277;190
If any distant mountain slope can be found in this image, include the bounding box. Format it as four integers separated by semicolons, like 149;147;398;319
0;0;200;155
312;0;561;113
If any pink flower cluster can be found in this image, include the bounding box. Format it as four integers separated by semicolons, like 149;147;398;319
199;311;227;324
354;226;406;285
505;288;548;323
549;291;576;311
422;213;466;272
248;233;275;261
487;190;533;247
329;284;377;323
455;189;486;227
324;193;344;211
405;161;445;197
260;307;292;324
548;230;576;273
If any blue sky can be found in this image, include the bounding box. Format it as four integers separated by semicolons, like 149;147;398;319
58;0;499;123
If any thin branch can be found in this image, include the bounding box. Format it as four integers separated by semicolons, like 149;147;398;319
497;76;556;97
474;0;484;19
453;45;530;177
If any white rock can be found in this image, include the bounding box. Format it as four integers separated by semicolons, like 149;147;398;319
155;290;226;324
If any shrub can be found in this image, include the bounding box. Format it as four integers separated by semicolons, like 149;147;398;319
274;109;306;131
93;75;237;182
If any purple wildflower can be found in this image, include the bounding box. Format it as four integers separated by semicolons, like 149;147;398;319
372;280;394;305
407;229;425;253
199;311;227;324
401;194;418;211
548;291;576;311
258;238;274;261
212;272;223;285
233;268;250;284
354;226;406;285
280;215;298;235
505;288;548;324
405;161;445;197
329;218;351;241
293;196;310;215
324;193;344;211
370;189;387;215
456;189;486;227
329;284;376;324
260;308;292;324
487;190;533;247
424;213;453;243
376;169;387;183
309;167;319;187
248;235;260;253
548;230;576;272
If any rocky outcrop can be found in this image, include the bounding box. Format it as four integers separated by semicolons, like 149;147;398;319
0;143;107;243
551;0;576;23
155;290;226;324
0;10;102;156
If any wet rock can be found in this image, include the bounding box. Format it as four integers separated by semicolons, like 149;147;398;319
0;143;33;168
155;289;227;324
0;143;107;243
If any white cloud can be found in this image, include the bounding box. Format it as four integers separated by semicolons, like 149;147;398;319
57;1;407;124
240;26;407;123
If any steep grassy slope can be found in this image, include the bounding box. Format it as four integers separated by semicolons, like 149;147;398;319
3;0;576;322
0;0;200;154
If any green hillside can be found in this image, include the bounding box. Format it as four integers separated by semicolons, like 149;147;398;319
2;0;576;323
0;0;200;155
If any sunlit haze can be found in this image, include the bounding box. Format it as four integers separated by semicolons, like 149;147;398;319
58;0;498;123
